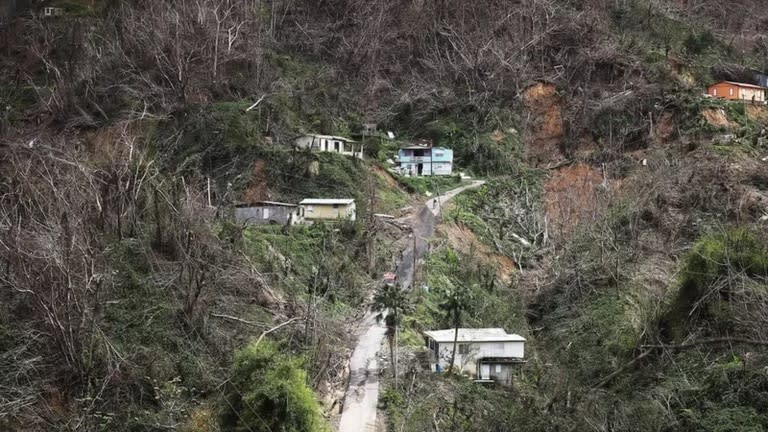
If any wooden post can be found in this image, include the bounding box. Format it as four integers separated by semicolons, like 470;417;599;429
207;177;212;207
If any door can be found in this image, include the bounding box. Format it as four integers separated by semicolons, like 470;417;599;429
417;163;423;175
480;364;490;380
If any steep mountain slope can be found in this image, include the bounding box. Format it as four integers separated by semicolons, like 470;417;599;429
1;1;768;431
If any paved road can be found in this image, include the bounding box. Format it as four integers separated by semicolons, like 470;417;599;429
337;180;485;432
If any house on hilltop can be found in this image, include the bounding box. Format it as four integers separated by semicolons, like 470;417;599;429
299;198;356;222
424;328;525;386
294;134;364;159
707;81;766;103
397;141;453;176
234;201;304;226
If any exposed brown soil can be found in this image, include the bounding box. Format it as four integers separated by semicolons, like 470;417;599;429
242;159;272;202
371;164;400;189
701;108;734;128
652;111;676;144
543;162;603;236
438;222;516;282
521;82;566;166
745;104;768;123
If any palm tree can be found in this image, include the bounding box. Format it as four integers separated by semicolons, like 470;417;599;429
371;282;411;381
439;283;472;374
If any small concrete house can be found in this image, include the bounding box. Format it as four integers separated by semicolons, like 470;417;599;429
707;81;766;103
40;6;64;17
294;134;364;159
398;143;453;176
424;328;525;385
234;201;304;225
300;198;356;222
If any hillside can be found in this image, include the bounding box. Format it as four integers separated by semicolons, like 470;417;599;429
1;1;768;431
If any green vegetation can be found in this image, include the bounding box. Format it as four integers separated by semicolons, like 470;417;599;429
661;228;768;341
158;103;409;214
221;340;330;432
402;248;526;347
372;283;413;377
446;173;545;266
7;0;768;431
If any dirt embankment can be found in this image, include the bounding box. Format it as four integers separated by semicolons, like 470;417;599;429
521;82;566;166
438;222;516;282
701;108;735;128
746;103;768;122
652;111;676;145
543;163;604;237
242;159;272;202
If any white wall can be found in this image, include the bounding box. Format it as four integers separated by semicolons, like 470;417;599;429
401;162;452;176
432;340;524;375
295;136;317;150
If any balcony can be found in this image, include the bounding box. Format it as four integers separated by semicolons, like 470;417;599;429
399;155;432;163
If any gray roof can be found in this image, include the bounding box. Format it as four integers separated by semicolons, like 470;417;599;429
424;328;525;343
235;201;298;208
300;198;355;205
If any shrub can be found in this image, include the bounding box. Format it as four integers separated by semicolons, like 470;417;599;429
220;340;329;432
683;30;716;55
661;228;768;340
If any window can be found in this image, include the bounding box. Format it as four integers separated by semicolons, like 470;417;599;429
713;88;717;96
262;208;270;219
434;152;444;157
458;344;470;355
729;88;734;96
332;204;339;209
495;364;502;373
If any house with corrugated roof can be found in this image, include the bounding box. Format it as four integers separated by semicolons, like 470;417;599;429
707;81;767;103
423;328;525;385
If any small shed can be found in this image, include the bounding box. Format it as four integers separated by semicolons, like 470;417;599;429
234;201;304;226
300;198;356;222
707;81;767;103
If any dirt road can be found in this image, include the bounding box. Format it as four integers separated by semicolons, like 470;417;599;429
336;180;485;432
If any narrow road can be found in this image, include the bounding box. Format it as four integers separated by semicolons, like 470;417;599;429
337;180;485;432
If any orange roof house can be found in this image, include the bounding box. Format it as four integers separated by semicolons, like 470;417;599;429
707;81;766;102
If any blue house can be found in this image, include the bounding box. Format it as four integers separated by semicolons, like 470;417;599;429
753;70;768;89
397;143;453;176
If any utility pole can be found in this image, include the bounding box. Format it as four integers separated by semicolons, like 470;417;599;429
366;175;377;274
412;227;417;288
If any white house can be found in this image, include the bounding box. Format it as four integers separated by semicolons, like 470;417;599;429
423;328;525;385
294;134;364;159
